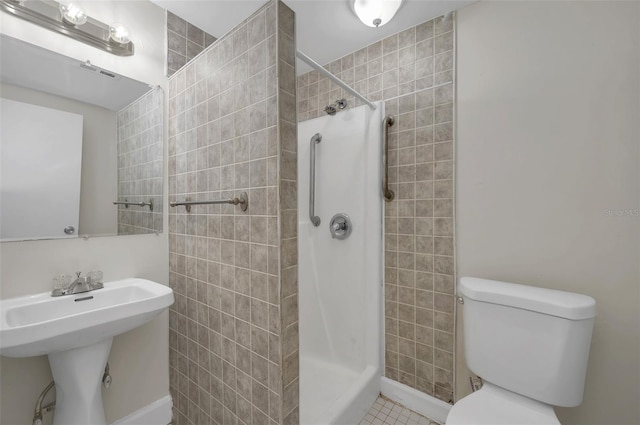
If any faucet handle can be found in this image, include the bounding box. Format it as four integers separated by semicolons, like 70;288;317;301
53;275;73;290
88;271;103;284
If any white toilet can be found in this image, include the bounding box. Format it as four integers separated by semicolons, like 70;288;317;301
446;277;596;425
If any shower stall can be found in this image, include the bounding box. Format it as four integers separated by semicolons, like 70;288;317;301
298;101;385;424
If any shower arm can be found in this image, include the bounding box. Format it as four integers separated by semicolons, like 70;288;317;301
309;133;322;227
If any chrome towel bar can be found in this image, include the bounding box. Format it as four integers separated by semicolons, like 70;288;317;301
170;192;248;213
383;115;395;202
309;133;322;226
113;199;154;211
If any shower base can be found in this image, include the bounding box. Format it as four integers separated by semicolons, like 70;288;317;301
300;356;379;425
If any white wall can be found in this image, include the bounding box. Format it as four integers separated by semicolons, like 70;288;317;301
0;1;169;424
1;83;118;236
456;2;639;424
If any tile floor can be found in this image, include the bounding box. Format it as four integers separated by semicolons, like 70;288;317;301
358;396;440;425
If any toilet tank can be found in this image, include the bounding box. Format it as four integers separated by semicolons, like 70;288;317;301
459;277;596;407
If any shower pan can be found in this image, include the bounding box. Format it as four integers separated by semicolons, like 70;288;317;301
298;102;384;424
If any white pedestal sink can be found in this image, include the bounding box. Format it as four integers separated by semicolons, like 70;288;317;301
0;278;174;425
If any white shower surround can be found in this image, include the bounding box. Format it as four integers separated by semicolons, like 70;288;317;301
298;102;385;424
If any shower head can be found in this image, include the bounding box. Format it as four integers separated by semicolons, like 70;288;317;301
324;99;348;115
324;105;337;115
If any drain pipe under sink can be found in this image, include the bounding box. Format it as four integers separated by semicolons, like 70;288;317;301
32;380;55;425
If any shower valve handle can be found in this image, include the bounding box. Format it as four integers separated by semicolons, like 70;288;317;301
329;213;352;240
332;221;346;232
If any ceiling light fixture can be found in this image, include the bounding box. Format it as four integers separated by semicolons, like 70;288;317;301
350;0;404;28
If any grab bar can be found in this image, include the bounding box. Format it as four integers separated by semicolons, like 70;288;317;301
383;115;395;202
310;133;322;226
113;199;154;211
170;192;248;213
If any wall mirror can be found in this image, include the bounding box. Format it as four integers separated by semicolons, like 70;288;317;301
0;34;164;241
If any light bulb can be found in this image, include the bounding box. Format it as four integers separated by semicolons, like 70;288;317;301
59;2;87;26
109;24;130;45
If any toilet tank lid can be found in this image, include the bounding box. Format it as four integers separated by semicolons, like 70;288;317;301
459;277;596;320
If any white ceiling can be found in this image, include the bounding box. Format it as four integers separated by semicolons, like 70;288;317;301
0;35;152;111
153;0;475;74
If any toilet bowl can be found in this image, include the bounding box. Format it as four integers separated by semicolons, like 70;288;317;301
446;383;559;425
445;277;596;425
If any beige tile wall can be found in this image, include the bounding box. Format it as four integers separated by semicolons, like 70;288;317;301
296;16;456;403
167;11;217;77
117;87;164;235
167;1;298;424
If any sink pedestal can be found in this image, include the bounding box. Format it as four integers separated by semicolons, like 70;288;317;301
48;338;113;425
1;279;174;424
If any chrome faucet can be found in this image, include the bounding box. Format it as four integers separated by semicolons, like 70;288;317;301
52;271;104;297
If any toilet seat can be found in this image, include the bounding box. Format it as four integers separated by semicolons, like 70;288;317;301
446;383;561;425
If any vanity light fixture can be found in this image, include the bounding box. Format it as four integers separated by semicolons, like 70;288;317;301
350;0;404;28
109;24;130;45
0;0;134;56
59;2;86;26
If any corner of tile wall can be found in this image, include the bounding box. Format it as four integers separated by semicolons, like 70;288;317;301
276;3;299;425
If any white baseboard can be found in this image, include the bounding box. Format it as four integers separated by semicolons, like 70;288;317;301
380;377;452;424
111;395;172;425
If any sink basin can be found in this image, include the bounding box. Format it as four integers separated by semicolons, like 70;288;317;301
0;278;174;425
0;278;174;357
